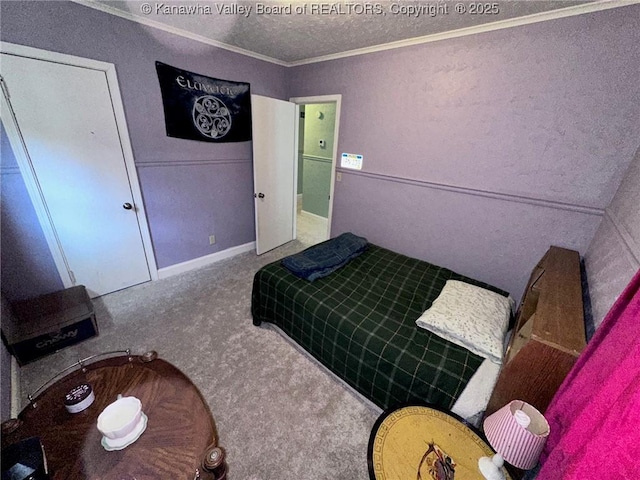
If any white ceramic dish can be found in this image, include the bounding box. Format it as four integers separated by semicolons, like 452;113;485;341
97;396;142;440
101;412;147;451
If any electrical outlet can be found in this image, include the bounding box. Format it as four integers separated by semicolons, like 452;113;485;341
336;172;342;182
209;235;216;245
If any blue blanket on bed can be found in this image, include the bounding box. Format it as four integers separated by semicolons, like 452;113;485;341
281;232;369;281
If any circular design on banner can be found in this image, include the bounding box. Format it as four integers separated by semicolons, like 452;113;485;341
192;95;232;139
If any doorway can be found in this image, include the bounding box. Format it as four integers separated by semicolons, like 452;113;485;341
290;95;341;248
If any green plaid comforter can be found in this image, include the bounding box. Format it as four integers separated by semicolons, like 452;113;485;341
251;244;508;411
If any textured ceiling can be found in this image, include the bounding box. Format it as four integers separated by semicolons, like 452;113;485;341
91;0;593;64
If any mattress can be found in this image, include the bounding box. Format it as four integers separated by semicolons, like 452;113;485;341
252;243;509;412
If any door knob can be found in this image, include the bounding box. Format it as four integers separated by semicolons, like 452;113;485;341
123;202;133;210
258;193;265;199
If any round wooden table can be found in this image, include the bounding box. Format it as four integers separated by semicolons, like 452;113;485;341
1;352;226;480
368;404;512;480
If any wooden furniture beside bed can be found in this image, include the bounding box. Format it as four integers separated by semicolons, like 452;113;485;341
485;246;586;418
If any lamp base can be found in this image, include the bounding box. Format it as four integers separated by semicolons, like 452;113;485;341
478;454;505;480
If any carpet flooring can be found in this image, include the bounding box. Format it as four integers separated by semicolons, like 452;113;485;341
17;231;379;479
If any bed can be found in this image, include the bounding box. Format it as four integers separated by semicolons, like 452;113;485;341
251;234;512;420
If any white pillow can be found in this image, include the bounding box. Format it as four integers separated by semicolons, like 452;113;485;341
415;280;512;364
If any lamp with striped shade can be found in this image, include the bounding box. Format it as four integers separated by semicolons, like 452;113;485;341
482;400;550;471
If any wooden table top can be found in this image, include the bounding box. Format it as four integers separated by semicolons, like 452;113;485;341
2;352;223;480
368;405;513;480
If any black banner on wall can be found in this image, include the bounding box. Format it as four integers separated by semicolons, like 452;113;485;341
155;61;251;143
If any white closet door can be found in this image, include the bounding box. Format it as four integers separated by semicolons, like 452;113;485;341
1;53;151;296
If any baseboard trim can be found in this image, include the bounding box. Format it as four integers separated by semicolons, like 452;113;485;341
157;242;256;279
10;355;20;417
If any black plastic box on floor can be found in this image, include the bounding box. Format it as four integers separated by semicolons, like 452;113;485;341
2;286;98;366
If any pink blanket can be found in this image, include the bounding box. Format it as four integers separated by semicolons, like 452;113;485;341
537;269;640;479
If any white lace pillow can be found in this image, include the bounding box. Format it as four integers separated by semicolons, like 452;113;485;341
416;280;511;364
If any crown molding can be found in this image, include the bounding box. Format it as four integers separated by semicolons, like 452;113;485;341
71;0;290;66
290;0;640;66
73;0;638;67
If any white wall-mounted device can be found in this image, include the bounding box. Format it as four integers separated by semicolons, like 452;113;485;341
341;153;363;170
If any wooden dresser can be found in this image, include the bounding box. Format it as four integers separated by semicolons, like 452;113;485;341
485;246;586;417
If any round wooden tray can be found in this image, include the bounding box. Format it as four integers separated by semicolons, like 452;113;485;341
368;404;512;480
2;352;225;479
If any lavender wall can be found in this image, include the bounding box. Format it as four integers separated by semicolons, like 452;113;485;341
2;2;638;306
0;1;288;277
1;340;11;421
289;5;640;301
1;125;64;302
1;296;15;421
585;146;640;330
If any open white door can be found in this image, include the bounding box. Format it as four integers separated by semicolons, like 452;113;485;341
251;95;297;255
